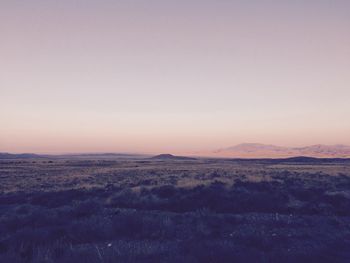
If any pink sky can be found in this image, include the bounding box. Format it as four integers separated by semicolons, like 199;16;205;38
1;1;350;154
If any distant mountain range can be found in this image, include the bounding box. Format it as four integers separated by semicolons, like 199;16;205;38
0;152;145;160
2;144;350;160
0;153;42;159
208;143;350;158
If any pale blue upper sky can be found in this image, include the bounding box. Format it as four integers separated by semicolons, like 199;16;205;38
1;0;350;153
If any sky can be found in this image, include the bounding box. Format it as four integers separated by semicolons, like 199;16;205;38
1;0;350;154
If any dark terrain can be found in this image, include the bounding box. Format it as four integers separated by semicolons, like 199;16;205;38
0;155;350;262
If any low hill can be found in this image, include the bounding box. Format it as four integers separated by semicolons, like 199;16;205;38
151;154;197;161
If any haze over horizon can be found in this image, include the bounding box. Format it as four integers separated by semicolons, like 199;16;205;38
1;0;350;154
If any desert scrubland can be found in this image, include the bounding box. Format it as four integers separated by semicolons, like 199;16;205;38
0;156;350;262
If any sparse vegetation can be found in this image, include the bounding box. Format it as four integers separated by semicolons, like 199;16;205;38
0;157;350;262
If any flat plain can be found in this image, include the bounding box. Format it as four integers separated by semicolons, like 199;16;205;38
0;156;350;262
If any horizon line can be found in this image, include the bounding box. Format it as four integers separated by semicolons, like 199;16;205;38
1;142;350;156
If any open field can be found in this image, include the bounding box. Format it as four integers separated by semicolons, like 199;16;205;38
1;157;350;262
